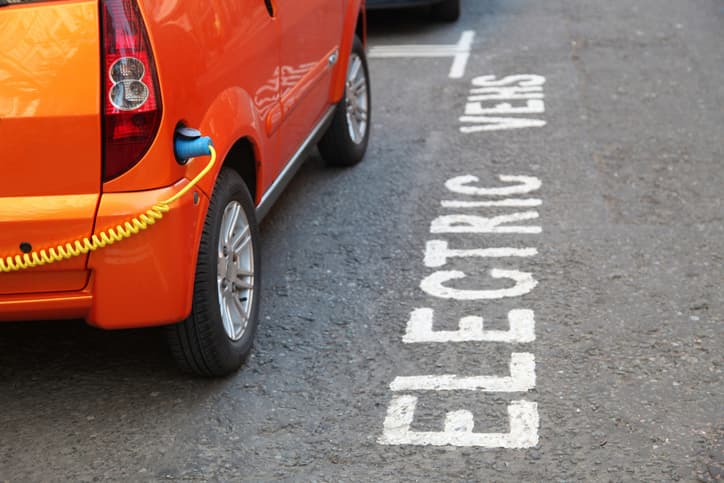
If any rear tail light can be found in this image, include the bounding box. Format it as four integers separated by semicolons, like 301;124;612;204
101;0;162;181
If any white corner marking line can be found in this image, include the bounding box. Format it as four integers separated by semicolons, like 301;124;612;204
368;31;475;79
449;31;475;79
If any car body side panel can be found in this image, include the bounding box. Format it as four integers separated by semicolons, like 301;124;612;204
86;181;210;329
103;0;281;197
183;87;268;201
275;0;344;169
82;1;282;327
330;0;366;103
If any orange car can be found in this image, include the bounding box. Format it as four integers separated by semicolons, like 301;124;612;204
0;0;370;376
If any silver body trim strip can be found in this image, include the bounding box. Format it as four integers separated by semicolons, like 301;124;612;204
255;106;336;220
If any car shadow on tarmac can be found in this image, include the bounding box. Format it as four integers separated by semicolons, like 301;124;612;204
367;7;442;36
366;0;501;39
0;319;178;379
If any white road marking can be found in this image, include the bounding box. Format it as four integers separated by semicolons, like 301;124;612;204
449;31;475;79
403;308;536;344
390;353;535;392
368;47;464;56
445;175;542;196
468;90;544;100
378;397;539;448
460;116;548;132
472;74;546;87
379;173;543;448
420;269;538;300
431;212;542;234
369;31;475;79
424;240;537;268
442;198;542;208
466;99;545;116
461;75;547;132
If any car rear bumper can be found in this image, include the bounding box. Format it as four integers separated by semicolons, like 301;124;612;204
0;180;209;329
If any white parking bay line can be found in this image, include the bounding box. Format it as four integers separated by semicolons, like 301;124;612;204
369;30;475;79
449;31;475;79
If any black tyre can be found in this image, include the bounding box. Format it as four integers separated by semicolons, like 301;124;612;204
431;0;460;22
166;168;261;377
318;35;371;167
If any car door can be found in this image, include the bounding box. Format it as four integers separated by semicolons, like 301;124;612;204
275;0;343;166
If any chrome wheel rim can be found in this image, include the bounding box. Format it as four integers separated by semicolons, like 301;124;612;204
345;53;368;144
217;201;254;341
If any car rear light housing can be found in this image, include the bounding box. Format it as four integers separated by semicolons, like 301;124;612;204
101;0;162;181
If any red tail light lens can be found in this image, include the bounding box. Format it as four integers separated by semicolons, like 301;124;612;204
101;0;162;181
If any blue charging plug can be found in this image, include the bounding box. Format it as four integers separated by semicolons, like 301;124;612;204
174;127;213;164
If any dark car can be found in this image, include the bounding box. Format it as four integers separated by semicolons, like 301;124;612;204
367;0;460;22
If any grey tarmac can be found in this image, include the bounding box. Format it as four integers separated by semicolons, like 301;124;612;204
1;0;722;481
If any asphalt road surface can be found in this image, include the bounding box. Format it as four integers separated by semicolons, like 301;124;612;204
1;0;722;481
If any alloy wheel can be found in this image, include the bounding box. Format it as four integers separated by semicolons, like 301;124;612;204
217;201;255;341
345;53;369;144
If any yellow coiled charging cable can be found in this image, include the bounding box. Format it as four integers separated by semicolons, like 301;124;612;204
0;146;216;273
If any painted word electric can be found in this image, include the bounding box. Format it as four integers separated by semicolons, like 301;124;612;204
460;75;547;133
379;174;542;448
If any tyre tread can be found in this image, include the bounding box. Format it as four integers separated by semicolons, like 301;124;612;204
318;36;371;167
165;168;260;377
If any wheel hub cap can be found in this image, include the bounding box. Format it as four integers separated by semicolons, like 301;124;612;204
217;201;254;341
345;53;368;144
